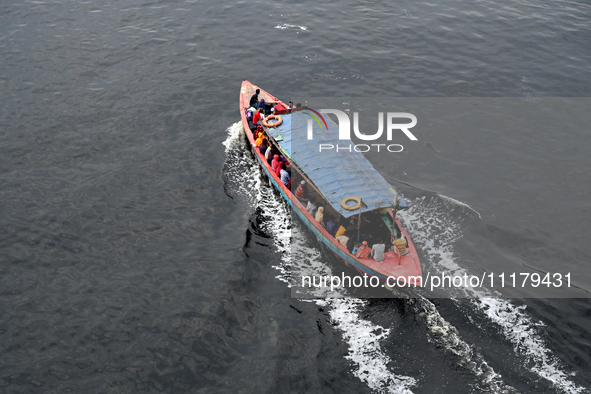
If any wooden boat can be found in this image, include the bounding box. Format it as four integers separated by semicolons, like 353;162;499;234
239;80;422;287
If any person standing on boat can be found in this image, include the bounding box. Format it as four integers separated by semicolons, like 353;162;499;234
370;239;386;262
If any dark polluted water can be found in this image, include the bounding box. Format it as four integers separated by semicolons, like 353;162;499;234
1;0;591;392
222;121;591;394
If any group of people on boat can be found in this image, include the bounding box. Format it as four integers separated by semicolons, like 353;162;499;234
245;90;296;189
245;88;408;263
295;181;408;263
246;89;294;131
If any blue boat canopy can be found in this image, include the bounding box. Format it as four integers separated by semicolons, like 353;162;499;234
266;110;407;218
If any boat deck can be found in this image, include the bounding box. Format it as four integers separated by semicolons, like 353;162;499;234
240;80;421;286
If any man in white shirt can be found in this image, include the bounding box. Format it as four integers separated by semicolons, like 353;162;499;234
371;239;386;262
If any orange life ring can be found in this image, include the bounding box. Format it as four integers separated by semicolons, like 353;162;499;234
262;115;283;128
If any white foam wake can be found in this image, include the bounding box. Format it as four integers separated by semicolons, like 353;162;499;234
222;122;417;393
274;23;308;31
474;298;586;394
399;195;587;394
322;298;416;394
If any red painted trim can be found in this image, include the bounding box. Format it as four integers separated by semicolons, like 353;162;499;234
239;81;422;280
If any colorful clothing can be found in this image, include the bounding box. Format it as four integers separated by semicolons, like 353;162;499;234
393;238;408;255
335;225;346;238
253;110;262;125
255;135;264;147
295;184;305;199
272;155;281;173
355;241;371;259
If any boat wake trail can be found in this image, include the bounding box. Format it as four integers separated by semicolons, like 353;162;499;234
222;122;417;394
410;295;517;393
399;194;587;394
473;298;587;394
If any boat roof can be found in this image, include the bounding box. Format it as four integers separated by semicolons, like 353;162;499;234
267;110;407;218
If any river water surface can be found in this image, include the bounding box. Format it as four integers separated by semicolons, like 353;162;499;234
1;0;590;393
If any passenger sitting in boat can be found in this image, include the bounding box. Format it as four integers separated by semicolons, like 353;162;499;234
249;89;260;107
346;237;356;253
370;239;386;262
253;127;260;136
315;206;325;227
266;147;277;165
326;216;339;237
355;241;371;259
352;243;360;255
272;154;282;173
246;110;257;131
335;224;347;238
393;236;409;255
280;164;290;186
275;161;284;177
295;181;306;201
306;200;317;216
255;133;265;147
258;99;271;115
248;118;257;132
253;107;264;125
259;139;268;155
336;233;349;248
